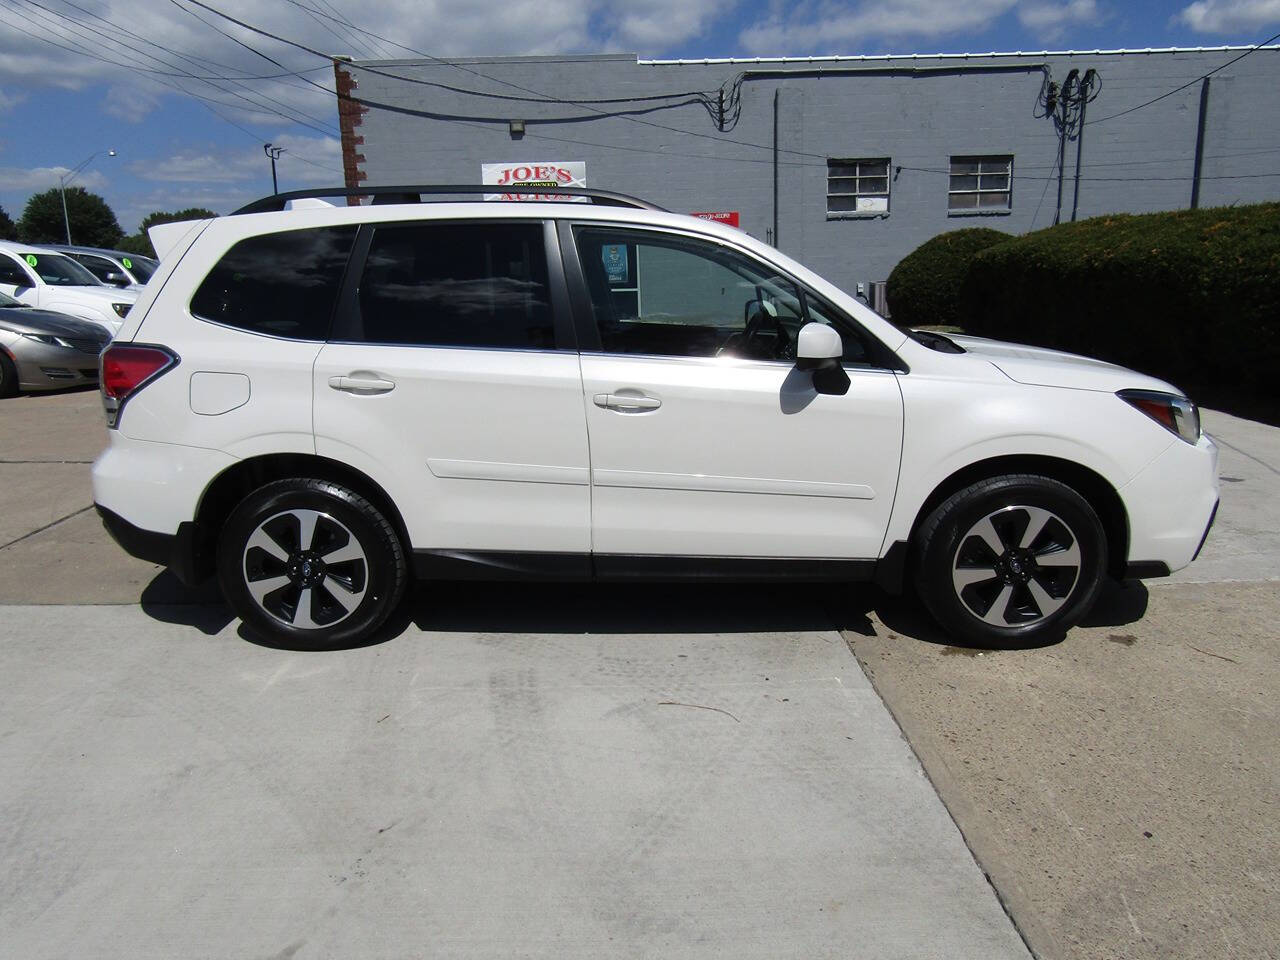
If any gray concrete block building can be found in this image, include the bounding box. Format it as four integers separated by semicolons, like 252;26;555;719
333;46;1280;304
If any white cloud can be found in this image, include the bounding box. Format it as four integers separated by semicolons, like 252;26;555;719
1018;0;1102;35
0;166;108;191
606;0;734;49
131;135;341;187
740;0;1020;54
1175;0;1280;33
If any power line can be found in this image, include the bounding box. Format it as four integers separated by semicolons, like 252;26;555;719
1089;29;1280;124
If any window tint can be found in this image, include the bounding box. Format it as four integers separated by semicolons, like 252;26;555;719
190;226;356;340
72;253;119;283
0;256;32;287
354;222;554;349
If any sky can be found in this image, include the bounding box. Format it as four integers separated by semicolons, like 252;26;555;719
1;0;1278;235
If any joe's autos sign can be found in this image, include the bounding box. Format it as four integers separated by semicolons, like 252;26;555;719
482;162;587;201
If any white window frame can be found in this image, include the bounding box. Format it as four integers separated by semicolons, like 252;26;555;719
948;155;1013;214
827;158;891;218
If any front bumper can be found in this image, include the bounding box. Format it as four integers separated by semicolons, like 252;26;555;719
12;341;101;390
1119;433;1219;574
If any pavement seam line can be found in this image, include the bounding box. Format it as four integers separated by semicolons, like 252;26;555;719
839;627;1047;960
0;505;94;552
0;459;95;464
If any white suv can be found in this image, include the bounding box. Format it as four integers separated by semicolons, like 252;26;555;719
92;186;1219;648
0;240;137;336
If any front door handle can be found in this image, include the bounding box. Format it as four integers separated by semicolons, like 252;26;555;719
593;392;661;411
328;375;396;395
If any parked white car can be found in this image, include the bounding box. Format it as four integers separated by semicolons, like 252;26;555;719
44;244;158;291
91;186;1218;648
0;241;137;337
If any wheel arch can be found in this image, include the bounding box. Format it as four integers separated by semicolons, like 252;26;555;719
898;454;1129;585
190;453;412;581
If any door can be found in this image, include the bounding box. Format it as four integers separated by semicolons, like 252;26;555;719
565;224;904;561
313;219;591;559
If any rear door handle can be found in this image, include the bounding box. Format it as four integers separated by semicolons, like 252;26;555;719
593;392;661;411
328;375;396;395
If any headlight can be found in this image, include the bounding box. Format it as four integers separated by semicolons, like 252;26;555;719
112;302;131;318
1117;389;1200;444
21;332;73;349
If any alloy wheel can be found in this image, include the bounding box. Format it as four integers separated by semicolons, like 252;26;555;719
951;505;1082;627
241;508;368;630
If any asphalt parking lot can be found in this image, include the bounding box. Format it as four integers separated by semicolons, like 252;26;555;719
1;387;1276;959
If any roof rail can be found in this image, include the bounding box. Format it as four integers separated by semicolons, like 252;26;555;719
232;184;664;215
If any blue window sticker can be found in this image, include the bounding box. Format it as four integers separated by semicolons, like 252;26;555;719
601;244;629;285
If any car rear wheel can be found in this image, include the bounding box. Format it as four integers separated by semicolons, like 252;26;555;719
913;474;1107;647
218;478;407;648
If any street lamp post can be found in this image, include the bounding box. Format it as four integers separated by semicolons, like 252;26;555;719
59;149;117;245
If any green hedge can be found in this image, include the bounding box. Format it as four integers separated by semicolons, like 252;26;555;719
958;203;1279;409
886;228;1011;328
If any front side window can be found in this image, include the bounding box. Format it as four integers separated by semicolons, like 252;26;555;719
827;158;890;215
574;227;878;364
19;252;100;286
353;222;554;350
0;255;33;287
71;253;120;283
190;226;357;340
949;155;1013;212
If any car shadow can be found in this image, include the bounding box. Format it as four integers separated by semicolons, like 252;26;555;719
136;569;1151;654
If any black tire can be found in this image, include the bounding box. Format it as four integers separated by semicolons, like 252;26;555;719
913;474;1107;648
217;478;408;648
0;351;18;398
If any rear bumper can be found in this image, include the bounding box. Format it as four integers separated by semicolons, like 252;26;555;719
95;505;207;585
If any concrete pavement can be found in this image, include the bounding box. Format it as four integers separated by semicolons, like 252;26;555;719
1;601;1030;959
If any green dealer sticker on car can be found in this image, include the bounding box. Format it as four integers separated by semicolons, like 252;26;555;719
122;258;132;269
25;254;37;266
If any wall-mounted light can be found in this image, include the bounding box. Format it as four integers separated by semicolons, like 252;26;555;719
508;119;525;139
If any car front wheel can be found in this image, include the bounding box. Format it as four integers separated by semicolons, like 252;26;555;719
217;478;407;648
913;474;1107;647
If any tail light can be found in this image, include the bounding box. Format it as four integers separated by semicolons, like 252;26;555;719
100;344;178;428
1117;389;1200;444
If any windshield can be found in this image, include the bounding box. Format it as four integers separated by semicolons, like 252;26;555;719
0;290;23;307
122;255;157;282
19;252;102;286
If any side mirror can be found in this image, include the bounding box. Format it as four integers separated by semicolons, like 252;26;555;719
104;272;129;287
795;322;850;396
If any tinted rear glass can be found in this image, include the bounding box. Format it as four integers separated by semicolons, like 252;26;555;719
190;226;356;340
353;222;554;349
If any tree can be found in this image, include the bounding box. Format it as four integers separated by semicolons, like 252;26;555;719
118;208;219;258
0;205;16;241
18;186;124;247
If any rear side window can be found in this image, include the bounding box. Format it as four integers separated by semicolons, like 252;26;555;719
352;222;554;349
190;226;357;340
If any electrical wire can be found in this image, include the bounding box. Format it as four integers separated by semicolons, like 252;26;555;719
1089;30;1280;124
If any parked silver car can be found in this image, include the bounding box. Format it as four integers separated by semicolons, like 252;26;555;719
0;291;110;396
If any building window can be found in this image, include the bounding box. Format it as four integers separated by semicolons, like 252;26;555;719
949;156;1013;212
827;159;890;216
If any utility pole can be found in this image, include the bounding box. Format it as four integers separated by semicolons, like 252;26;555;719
264;143;285;194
